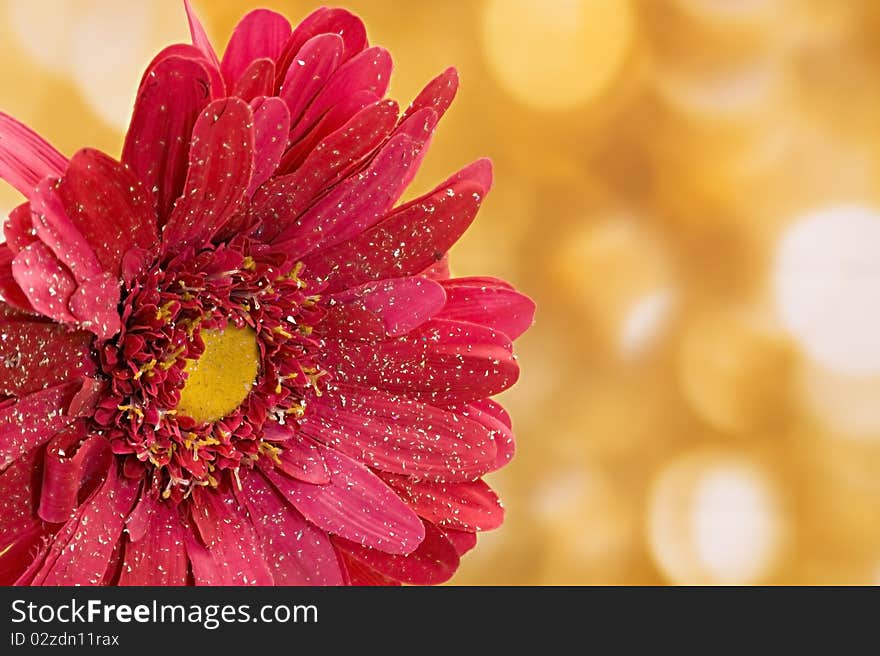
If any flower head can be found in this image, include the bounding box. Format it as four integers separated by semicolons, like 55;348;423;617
0;2;534;585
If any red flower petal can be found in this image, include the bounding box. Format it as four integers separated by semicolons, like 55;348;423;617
119;496;189;585
440;528;478;556
263;446;425;555
0;448;45;584
0;319;95;397
247;96;290;197
279;34;344;127
38;424;111;523
237;469;344;585
262;422;330;484
161;98;255;255
122;55;212;223
220;9;292;89
68;273;122;341
340;551;399;586
303;175;487;294
321;276;446;339
11;241;77;324
303;388;497;482
466;398;515;470
186;488;274;585
232;58;275;102
402;67;459;123
336;519;459;585
30;466;138;585
385;476;505;532
0;381;98;471
141;43;224;99
438;277;536;341
276;134;424;257
0;246;33;311
321;318;519;404
184;0;221;74
4;203;36;254
251;99;398;242
0;112;66;199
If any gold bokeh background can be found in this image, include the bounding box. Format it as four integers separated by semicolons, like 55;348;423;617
3;0;880;585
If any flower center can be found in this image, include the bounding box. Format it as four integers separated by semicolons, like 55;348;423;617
176;325;260;424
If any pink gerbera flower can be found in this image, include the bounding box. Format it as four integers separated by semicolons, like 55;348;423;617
0;2;534;586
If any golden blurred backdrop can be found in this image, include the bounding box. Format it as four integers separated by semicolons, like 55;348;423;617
2;0;880;585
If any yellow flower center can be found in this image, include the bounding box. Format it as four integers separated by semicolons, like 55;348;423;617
176;325;260;424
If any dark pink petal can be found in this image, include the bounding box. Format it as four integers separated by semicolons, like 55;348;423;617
321;318;519;404
0;381;97;470
276;7;367;89
466;398;515;470
263;446;425;555
140;43;223;98
186;488;274;585
279;34;344;127
275;135;424;257
119;496;188;585
447;157;494;193
122;55;212;223
302;177;487;294
385;475;505;532
184;0;221;73
341;551;399;586
47;149;158;278
12;241;77;324
220;9;292;88
251;99;398;242
68;273;122;340
289;47;392;145
38;424;111;523
30;466;138;585
320;276;446;339
0;319;95;396
441;528;478;556
247;96;290;197
302;388;497;482
438;277;535;341
0;448;44;584
232;58;275;102
4;203;36;254
0;112;66;199
262;422;330;483
0;246;33;311
237;469;343;585
336;519;459;585
402;67;459;123
422;253;450;280
161;98;255;255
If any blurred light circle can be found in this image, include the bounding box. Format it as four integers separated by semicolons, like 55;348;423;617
619;289;676;359
774;206;880;376
673;0;785;24
481;0;634;111
801;361;880;441
648;451;787;584
5;0;77;74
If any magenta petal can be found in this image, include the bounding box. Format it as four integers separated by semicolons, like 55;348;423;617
31;466;138;585
45;149;158;278
466;398;515;470
119;496;188;585
184;0;221;73
321;276;446;339
4;203;36;254
441;528;478;556
0;381;96;470
264;446;425;555
38;425;111;523
303;388;497;482
262;422;329;483
68;273;122;340
337;519;459;585
122;55;212;223
232;58;275;102
0;448;45;584
321;318;519;403
279;33;344;127
237;469;344;585
161;98;255;255
141;43;224;99
12;241;77;324
220;9;292;88
0;246;33;311
186;488;274;585
386;476;505;532
247;96;290;197
439;277;536;341
276;134;424;257
0;319;95;396
289;47;392;144
251;99;398;242
402;67;459;123
302;177;487;294
0;112;66;199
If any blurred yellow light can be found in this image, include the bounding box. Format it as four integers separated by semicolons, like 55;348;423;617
481;0;634;111
5;0;77;74
619;289;676;359
648;450;788;584
774;205;880;376
800;362;880;441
